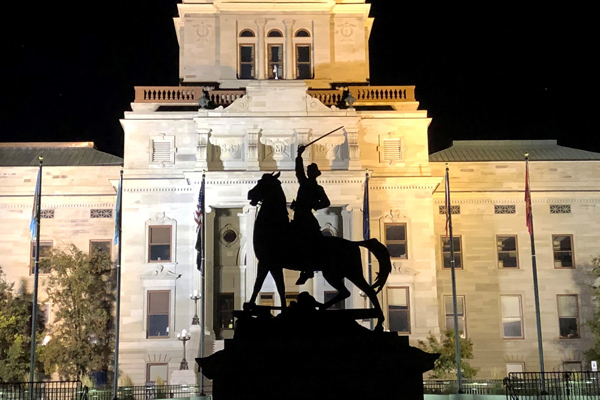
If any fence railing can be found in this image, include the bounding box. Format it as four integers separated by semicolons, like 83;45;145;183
0;381;82;400
504;372;600;399
134;85;415;107
0;383;204;400
423;379;505;395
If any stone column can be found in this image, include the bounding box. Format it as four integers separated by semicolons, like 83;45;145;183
345;126;362;170
255;19;267;80
283;19;295;79
246;128;261;171
195;128;211;170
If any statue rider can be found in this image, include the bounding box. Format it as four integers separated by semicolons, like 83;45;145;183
291;145;330;285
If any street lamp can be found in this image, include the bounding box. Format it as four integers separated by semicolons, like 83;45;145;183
177;329;191;370
190;291;201;325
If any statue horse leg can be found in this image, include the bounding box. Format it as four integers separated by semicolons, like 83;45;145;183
248;261;269;306
346;263;386;332
321;271;351;310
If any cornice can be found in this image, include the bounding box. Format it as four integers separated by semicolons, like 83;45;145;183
433;198;600;205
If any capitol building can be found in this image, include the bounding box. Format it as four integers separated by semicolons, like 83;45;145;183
2;0;599;385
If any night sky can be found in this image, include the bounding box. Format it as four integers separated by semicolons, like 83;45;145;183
0;1;594;158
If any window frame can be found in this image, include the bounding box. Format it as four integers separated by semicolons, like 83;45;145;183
148;225;172;263
267;43;284;79
295;29;311;38
441;235;462;270
267;29;283;37
444;295;467;338
30;240;53;275
552;234;575;269
557;294;580;339
89;239;112;257
497;235;519;269
506;362;525;374
239;29;255;37
295;44;312;79
238;44;256;80
386;286;411;334
146;290;170;339
384;223;408;259
146;363;169;384
500;295;524;340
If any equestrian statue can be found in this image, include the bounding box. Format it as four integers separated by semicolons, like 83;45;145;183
245;133;392;331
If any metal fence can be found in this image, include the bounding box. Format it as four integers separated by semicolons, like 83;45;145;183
504;372;600;400
0;381;83;400
424;379;505;395
0;383;204;400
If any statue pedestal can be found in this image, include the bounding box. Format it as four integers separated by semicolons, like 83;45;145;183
197;296;438;400
170;369;196;385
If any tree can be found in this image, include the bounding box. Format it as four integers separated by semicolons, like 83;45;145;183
417;329;478;379
0;267;46;382
43;245;115;380
585;255;600;363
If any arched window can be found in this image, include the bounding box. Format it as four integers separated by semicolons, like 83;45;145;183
295;29;310;38
267;30;283;38
239;30;255;37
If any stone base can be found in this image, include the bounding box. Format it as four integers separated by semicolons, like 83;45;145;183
170;369;197;385
198;295;439;400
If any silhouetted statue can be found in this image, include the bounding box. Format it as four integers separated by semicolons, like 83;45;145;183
291;145;330;285
246;171;391;330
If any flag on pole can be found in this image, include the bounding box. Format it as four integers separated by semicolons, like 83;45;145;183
445;167;451;240
363;172;370;240
29;167;42;241
525;156;533;236
114;170;123;245
195;174;206;272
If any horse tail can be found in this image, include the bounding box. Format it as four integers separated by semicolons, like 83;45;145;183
358;238;392;294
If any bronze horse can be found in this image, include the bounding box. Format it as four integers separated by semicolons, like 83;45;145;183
246;172;392;330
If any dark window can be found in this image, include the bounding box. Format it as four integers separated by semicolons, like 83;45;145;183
267;30;283;37
553;235;574;268
285;293;299;307
497;235;518;268
384;224;407;258
387;287;410;333
30;241;52;275
325;291;345;310
563;361;582;372
147;291;170;338
90;240;111;256
239;29;255;37
296;45;311;79
558;295;579;338
441;236;462;269
239;45;255;79
217;293;235;331
268;45;283;79
148;226;171;262
295;29;310;37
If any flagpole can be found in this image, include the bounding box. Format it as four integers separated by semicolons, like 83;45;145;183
29;156;43;390
198;173;206;396
446;165;463;393
112;168;124;400
525;154;546;388
363;171;373;330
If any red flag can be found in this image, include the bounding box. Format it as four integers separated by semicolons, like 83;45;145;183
525;158;533;236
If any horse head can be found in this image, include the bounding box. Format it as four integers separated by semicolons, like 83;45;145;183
248;172;281;206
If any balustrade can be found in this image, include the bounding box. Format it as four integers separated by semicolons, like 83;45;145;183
134;85;415;107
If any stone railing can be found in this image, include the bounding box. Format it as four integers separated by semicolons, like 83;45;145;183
308;86;415;106
134;85;415;107
134;86;244;106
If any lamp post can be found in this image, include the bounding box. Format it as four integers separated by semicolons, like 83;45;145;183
177;329;191;370
190;291;201;325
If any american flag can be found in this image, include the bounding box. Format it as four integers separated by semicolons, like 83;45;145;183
525;156;533;236
195;174;206;272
